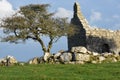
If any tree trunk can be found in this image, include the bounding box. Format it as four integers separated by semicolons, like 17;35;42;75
37;37;53;62
47;37;53;53
43;37;53;62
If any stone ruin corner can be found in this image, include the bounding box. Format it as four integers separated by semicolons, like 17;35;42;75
68;2;120;54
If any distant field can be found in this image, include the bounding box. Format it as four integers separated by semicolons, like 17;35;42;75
0;62;120;80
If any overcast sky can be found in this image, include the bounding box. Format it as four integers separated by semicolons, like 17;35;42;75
0;0;120;61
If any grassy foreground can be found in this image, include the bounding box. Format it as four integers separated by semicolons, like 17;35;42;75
0;62;120;80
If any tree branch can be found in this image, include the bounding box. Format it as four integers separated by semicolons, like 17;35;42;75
14;29;19;37
36;36;47;53
26;36;37;40
47;37;54;53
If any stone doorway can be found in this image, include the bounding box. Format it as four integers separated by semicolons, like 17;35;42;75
119;52;120;55
102;44;110;53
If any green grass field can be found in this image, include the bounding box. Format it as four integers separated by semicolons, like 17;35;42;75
0;62;120;80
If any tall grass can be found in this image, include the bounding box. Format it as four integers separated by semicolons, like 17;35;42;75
0;62;120;80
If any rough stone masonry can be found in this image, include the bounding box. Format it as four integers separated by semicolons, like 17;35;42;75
68;2;120;54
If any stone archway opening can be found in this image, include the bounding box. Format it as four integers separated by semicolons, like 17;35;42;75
119;52;120;55
102;44;110;53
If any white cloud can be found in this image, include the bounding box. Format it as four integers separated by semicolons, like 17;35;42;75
54;7;73;22
90;10;102;23
0;0;15;19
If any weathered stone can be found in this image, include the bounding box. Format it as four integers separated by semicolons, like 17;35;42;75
54;52;62;59
91;61;98;64
0;58;6;63
39;56;44;63
53;50;65;62
102;53;113;57
92;52;99;56
44;52;51;62
0;55;17;66
59;52;72;63
98;56;106;62
87;50;92;54
112;58;117;62
6;55;18;64
68;61;76;64
115;56;120;61
75;53;90;62
0;58;7;66
28;57;39;64
114;54;120;58
75;61;85;64
105;57;118;63
71;46;87;53
90;55;99;61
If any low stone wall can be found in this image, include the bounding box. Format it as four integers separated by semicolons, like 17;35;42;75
71;46;120;64
28;46;120;64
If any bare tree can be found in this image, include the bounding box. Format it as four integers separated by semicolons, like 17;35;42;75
0;4;76;61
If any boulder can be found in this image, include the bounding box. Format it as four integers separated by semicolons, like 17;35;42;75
91;61;98;64
102;53;113;57
75;53;90;62
53;50;65;62
0;58;6;63
75;61;85;64
0;55;17;66
114;54;119;58
112;58;117;62
71;46;87;53
68;61;76;64
98;56;106;62
87;51;92;55
44;52;51;62
54;51;62;59
115;55;120;61
105;57;118;63
60;52;72;63
92;52;99;56
28;57;39;64
0;58;7;66
6;55;18;64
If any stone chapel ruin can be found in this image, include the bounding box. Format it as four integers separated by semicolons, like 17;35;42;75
68;2;120;54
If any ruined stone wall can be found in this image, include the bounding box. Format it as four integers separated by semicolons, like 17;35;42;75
68;2;87;50
68;2;120;54
86;28;120;53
